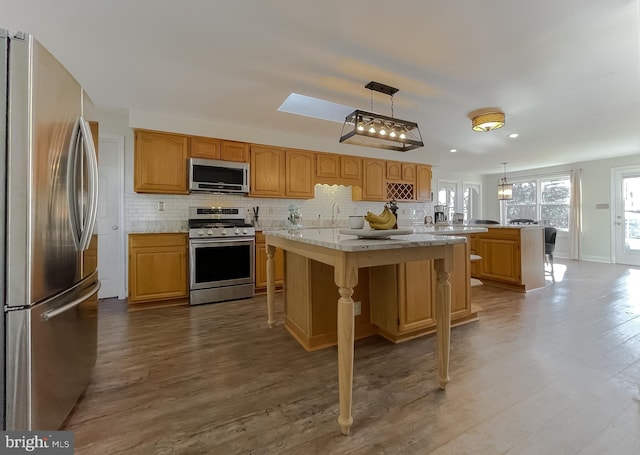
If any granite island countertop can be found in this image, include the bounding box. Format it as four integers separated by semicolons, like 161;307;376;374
264;227;471;252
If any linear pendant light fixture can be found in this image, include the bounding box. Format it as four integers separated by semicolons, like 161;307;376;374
339;81;424;152
498;162;513;200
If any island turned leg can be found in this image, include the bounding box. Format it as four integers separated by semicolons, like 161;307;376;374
335;261;358;435
266;244;276;328
435;253;453;390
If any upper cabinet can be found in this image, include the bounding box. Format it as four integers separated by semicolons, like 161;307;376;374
354;158;386;201
134;130;189;194
190;136;221;160
415;165;432;201
250;145;286;197
386;161;402;181
316;153;340;179
285;149;315;198
340;156;362;180
250;146;314;199
133;128;432;200
315;153;362;185
190;137;248;162
221;140;249;162
387;161;416;182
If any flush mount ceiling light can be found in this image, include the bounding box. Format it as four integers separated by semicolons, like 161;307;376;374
339;81;424;152
498;162;513;200
472;111;505;132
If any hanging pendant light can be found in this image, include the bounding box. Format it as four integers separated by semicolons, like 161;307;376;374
339;81;423;152
498;162;513;200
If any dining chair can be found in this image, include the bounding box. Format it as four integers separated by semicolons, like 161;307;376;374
544;227;557;283
509;218;536;225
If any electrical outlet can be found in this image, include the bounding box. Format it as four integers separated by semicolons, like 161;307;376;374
157;201;165;211
354;301;361;316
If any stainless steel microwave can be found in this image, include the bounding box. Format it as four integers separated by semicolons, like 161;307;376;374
189;158;249;194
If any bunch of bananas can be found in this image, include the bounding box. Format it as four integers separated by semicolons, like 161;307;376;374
364;207;396;230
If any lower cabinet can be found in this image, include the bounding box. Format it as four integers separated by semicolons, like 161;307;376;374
128;233;189;305
255;231;284;291
283;253;378;351
369;242;472;343
470;227;545;292
281;242;475;350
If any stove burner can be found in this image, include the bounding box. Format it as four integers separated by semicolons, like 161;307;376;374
188;219;253;229
188;206;255;239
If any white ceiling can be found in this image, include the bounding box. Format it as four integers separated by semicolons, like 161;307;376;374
2;0;639;174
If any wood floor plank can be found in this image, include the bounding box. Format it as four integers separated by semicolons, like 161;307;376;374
62;260;640;454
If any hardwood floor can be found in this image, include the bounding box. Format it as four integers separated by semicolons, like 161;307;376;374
63;260;640;454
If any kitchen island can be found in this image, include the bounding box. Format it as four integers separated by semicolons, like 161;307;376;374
468;224;545;292
264;228;467;435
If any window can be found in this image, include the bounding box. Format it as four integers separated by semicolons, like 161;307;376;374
504;175;571;230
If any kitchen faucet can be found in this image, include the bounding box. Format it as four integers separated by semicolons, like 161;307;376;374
331;202;340;225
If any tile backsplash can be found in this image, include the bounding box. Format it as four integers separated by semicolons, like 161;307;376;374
125;184;432;232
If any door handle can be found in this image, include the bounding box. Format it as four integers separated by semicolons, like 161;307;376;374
112;225;119;230
41;281;101;321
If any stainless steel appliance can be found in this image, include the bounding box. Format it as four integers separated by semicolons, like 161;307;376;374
188;207;255;305
189;158;249;194
434;204;447;223
1;30;100;430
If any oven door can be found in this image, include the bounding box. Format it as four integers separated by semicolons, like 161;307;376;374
189;237;255;290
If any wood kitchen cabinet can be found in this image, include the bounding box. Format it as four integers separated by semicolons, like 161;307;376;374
190;137;248;162
134;130;189;194
250;145;286;197
470;227;545;292
255;231;284;292
369;242;472;342
316;153;340;179
285;149;315;198
250;145;314;198
128;233;189;306
415;164;432;201
315;153;361;185
353;158;386;201
386;161;415;182
221;140;249;162
283;254;377;351
190;136;221;159
341;155;362;180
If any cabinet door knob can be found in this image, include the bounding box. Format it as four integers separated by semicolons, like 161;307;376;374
112;225;119;230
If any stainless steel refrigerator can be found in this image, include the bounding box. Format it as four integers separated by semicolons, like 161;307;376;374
1;29;99;430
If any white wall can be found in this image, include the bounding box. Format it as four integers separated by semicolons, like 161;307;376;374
483;154;640;262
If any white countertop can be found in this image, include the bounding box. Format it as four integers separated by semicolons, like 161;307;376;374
264;227;473;252
469;223;544;229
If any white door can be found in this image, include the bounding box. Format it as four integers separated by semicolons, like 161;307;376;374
613;166;640;266
97;135;125;298
437;179;459;221
463;181;482;222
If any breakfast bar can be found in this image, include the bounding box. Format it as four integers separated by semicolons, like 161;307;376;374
264;228;467;435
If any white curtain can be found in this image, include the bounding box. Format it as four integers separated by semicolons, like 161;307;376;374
569;168;583;260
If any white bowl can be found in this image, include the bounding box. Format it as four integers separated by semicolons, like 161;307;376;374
348;216;365;229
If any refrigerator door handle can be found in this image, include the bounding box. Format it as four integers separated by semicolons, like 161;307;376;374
78;117;98;251
41;281;101;321
67;117;83;250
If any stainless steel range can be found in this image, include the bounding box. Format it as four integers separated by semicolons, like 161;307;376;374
188;207;255;305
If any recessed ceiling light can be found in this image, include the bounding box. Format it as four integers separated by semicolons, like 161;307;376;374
508;133;519;138
450;148;457;153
